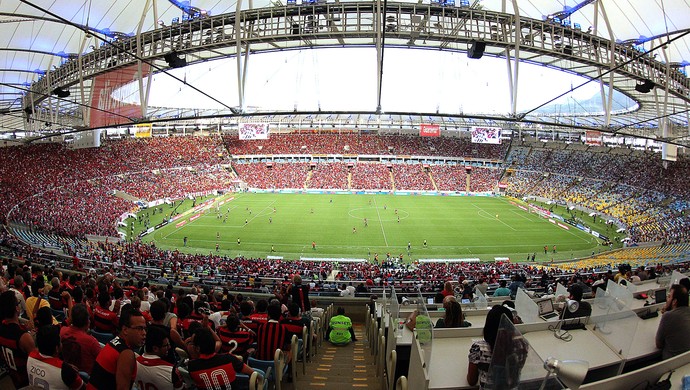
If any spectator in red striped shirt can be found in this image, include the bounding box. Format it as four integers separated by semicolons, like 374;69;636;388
256;303;289;362
187;327;254;390
291;275;311;315
217;314;255;359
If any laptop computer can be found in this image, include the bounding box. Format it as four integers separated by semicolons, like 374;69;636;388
537;298;559;321
655;289;667;305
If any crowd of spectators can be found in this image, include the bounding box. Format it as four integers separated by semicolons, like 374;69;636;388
350;163;393;190
391;165;435;191
0;248;331;389
308;163;349;189
503;144;690;244
2;134;689;245
0;136;228;231
232;162;499;192
223;133;507;159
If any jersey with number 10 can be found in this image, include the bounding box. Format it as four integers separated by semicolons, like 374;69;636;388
187;353;243;390
0;320;30;388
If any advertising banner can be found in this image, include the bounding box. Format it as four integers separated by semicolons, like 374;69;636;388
239;123;270;140
420;124;440;137
470;126;502;144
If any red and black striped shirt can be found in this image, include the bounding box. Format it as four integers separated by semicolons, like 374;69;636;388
256;320;287;361
0;320;30;388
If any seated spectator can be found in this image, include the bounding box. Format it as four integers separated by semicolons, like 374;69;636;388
136;325;183;390
93;292;119;334
187;327;255;390
35;306;56;328
435;298;471;328
47;277;66;312
560;284;592;320
0;290;35;388
27;325;85;390
217;314;255;358
281;303;310;344
656;284;690;359
26;278;52;326
60;303;102;375
149;299;185;364
327;307;357;345
256;303;289;361
493;280;511;297
247;299;269;334
467;305;528;388
441;281;454;298
88;307;147;390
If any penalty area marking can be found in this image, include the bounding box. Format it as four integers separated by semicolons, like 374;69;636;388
472;204;517;231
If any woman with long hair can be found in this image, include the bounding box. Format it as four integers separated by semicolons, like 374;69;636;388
467;305;528;389
441;281;454;298
435;298;470;328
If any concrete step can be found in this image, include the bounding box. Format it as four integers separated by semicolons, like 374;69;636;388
286;323;381;390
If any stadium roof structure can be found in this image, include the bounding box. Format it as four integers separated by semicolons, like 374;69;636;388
0;0;689;146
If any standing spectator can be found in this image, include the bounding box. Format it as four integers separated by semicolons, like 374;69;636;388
88;308;147;390
0;290;35;388
656;284;690;359
136;326;183;390
27;325;84;390
291;275;311;315
60;303;102;375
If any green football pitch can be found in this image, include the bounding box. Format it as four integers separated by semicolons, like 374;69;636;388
132;193;615;263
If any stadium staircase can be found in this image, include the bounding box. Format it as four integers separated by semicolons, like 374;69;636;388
522;172;546;196
428;171;439;191
288;323;376;390
305;170;313;189
347;173;352;190
111;189;142;202
389;171;396;191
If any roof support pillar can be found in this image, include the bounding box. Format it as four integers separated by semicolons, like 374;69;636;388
503;0;520;116
78;36;89;127
137;0;154;119
375;0;383;114
236;0;253;113
594;0;615;127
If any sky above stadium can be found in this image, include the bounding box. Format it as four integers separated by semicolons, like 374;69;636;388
117;47;635;116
